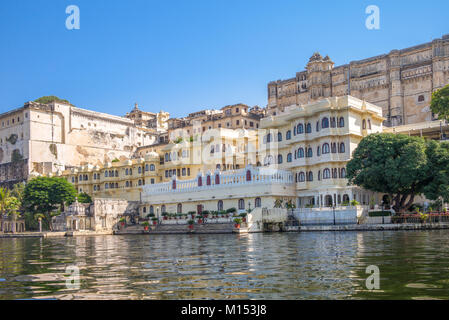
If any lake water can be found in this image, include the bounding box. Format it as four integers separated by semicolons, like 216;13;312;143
1;230;449;300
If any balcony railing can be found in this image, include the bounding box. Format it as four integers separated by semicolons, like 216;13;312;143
142;165;294;195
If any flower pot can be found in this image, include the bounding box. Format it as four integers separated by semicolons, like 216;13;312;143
188;225;194;230
121;222;125;227
198;219;203;224
242;218;247;223
163;216;167;220
235;224;241;228
144;226;149;231
153;221;157;226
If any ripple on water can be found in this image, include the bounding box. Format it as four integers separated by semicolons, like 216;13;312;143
2;232;449;299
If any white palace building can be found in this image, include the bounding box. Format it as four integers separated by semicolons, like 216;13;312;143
140;96;385;217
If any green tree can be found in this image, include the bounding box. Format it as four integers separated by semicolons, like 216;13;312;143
422;140;449;204
77;192;92;204
346;133;430;214
34;96;71;105
0;187;11;217
23;177;77;230
0;187;23;233
430;84;449;122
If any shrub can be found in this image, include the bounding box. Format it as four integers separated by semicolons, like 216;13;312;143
226;207;237;213
368;211;391;217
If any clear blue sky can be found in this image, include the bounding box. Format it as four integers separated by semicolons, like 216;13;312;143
0;0;448;118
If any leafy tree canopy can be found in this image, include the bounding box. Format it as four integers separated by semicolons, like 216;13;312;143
77;192;92;204
346;133;449;213
34;96;72;105
430;84;449;122
23;177;77;230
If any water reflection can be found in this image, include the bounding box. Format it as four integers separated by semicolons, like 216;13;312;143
1;231;449;299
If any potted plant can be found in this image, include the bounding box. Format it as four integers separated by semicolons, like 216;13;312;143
350;200;360;207
142;221;150;231
240;212;247;223
234;218;242;229
188;211;196;219
197;215;203;224
188;219;194;230
162;212;168;220
119;217;126;227
151;217;158;225
202;210;210;218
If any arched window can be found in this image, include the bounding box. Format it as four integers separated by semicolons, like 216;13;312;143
322;117;329;129
255;197;262;208
307;171;313;182
339;117;345;128
296;123;304;134
331;143;337;154
323;168;331;179
150;164;155;171
93;185;97;191
218;200;224;211
238;199;245;210
145;164;149;171
115;170;118;177
316;121;320;132
150;206;154;214
362;119;367;129
298;172;305;182
317;146;321;157
277;154;283;164
161;205;166;213
246;170;252;181
105;183;109;189
206;175;211;186
287;153;292;162
215;174;220;185
332;168;338;179
318;170;321;181
143;207;147;213
306;147;313;158
339;143;345;153
265;133;272;143
293;126;297;136
198;176;202;187
177;203;182;214
126;181;130;187
298;148;305;158
277;132;282;142
286;130;291;140
330;117;336;128
138;167;142;174
125;168;129;175
340;168;346;178
138;179;142;186
306;123;312;133
115;183;118;188
368;119;372;130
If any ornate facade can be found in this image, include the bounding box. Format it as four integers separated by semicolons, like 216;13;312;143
267;34;449;127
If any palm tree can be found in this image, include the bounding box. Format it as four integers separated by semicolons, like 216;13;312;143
0;187;10;217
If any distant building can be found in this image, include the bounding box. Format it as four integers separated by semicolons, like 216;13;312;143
267;34;449;127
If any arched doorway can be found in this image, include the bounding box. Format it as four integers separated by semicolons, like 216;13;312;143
325;195;333;207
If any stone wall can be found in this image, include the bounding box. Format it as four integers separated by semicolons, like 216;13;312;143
0;159;28;188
